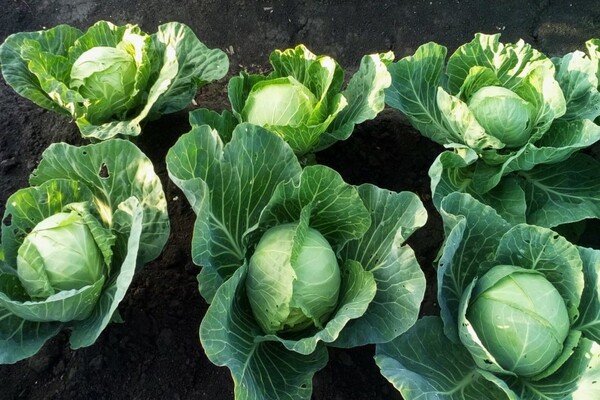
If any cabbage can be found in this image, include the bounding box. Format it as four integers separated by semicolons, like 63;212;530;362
0;140;170;364
189;44;393;157
0;21;229;140
246;223;340;334
376;193;599;400
16;211;107;298
386;33;600;228
166;123;427;399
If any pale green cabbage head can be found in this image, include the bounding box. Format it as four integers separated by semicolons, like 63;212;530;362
466;264;570;377
70;46;137;112
246;222;341;334
16;211;106;299
243;77;317;128
468;86;536;148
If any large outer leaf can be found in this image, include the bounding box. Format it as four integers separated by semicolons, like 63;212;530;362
429;147;478;208
166;123;302;301
431;120;600;228
470;119;600;195
0;302;63;364
587;39;600;97
0;272;63;364
375;316;517;400
18;39;84;117
475;177;527;225
505;337;600;399
69;198;143;348
574;246;600;341
0;277;104;323
385;41;454;145
0;24;83;114
494;224;584;321
553;50;600;121
333;184;427;347
200;264;328;400
317;51;393;151
29;139;169;265
148;22;229;116
438;193;512;341
188;107;238;143
520;153;600;227
257;165;371;248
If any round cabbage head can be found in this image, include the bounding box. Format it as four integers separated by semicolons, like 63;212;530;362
468;86;536;148
70;46;137;112
16;211;107;299
466;264;570;377
242;77;317;128
246;222;341;334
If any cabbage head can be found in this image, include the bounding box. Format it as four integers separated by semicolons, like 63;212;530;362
166;122;427;399
247;223;341;334
0;140;170;364
187;44;393;157
465;265;570;377
17;211;107;298
0;21;229;140
467;86;536;148
376;193;600;400
69;46;137;118
386;33;600;228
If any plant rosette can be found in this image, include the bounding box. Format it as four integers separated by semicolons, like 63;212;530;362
0;140;170;364
0;20;229;140
187;44;393;158
166;122;427;399
386;33;600;228
376;192;600;400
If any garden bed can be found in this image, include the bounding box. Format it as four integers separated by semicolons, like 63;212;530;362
1;1;599;399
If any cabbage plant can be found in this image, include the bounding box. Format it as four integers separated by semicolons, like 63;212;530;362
166;122;427;399
189;44;393;157
0;21;228;140
386;33;600;228
0;140;170;363
376;193;600;399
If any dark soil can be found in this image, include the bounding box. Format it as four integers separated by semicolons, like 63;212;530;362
1;1;599;399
